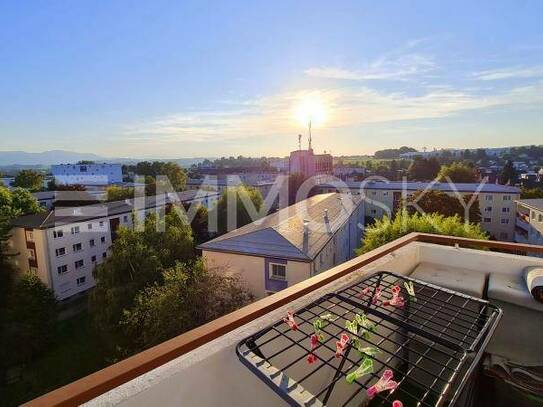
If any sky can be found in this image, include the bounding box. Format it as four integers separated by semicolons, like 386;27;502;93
1;0;543;158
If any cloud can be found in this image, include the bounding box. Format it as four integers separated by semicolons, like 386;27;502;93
305;54;436;81
123;80;543;147
472;65;543;80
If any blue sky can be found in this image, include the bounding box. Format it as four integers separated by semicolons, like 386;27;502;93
1;1;542;158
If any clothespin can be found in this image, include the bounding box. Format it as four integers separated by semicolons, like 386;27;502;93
372;287;382;305
335;333;350;358
358;346;380;357
312;319;325;342
367;369;398;399
354;313;375;340
346;357;374;384
283;311;298;331
357;286;371;298
310;334;320;349
320;313;339;322
383;285;405;308
307;353;317;364
404;281;416;302
392;401;403;407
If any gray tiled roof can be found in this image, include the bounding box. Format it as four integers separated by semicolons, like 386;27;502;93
322;181;520;194
518;199;543;211
198;193;363;261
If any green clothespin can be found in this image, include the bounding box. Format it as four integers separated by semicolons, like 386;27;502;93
358;346;380;357
313;318;325;342
346;357;374;384
320;313;339;322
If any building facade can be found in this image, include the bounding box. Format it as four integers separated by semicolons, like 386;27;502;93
199;193;364;298
515;199;543;251
319;181;520;241
52;163;123;186
289;149;333;178
9;190;219;300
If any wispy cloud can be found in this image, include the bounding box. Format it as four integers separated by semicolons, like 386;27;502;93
305;54;436;81
472;65;543;80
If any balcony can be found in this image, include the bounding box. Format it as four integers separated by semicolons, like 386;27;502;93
25;234;543;407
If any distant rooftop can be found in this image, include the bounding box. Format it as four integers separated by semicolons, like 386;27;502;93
198;193;362;261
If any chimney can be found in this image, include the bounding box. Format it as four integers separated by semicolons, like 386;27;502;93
324;209;332;234
303;219;310;253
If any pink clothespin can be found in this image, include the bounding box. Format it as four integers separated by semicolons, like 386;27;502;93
383;285;405;308
392;401;403;407
335;333;350;358
307;353;317;364
357;286;371;298
283;311;298;331
367;369;398;399
310;334;319;349
372;287;382;304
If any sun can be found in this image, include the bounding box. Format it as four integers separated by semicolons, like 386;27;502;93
294;93;328;127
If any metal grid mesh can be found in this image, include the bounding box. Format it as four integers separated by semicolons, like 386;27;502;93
237;272;501;407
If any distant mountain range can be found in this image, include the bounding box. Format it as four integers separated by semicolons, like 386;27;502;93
0;150;209;168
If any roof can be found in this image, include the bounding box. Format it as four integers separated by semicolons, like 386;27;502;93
517;199;543;212
322;181;520;194
198;193;363;261
12;190;219;229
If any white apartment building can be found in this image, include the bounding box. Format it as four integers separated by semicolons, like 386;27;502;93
52;163;123;186
9;190;220;300
515;199;543;251
319;181;520;241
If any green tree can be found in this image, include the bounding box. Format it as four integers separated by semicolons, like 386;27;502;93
407;157;440;180
186;204;210;245
106;185;134;201
214;186;264;234
1;273;57;367
89;211;194;351
356;211;487;254
437;162;478;183
132;161;187;192
120;260;253;353
499;160;517;185
12;170;44;191
403;190;481;223
521;187;543;199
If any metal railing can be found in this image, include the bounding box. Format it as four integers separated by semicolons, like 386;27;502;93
24;233;543;406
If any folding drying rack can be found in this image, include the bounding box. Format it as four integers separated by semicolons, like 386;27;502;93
236;271;502;407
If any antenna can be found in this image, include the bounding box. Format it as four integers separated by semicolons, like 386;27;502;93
298;134;302;150
308;120;312;151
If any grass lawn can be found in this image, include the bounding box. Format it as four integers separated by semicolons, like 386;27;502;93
2;310;110;406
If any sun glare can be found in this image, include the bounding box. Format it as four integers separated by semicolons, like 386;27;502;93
295;94;328;127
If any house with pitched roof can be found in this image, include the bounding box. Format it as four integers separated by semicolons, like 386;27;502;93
199;193;364;298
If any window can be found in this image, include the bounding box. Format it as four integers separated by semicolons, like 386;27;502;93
53;229;64;238
370;209;377;215
499;232;509;240
502;207;510;213
91;255;96;262
484;218;491;223
55;247;66;257
123;215;129;222
484;206;492;212
99;221;104;227
371;191;377;196
80;166;87;172
501;218;509;224
383;192;389;197
89;239;95;247
72;242;82;252
269;263;286;280
485;195;493;201
28;249;36;260
87;223;93;230
71;226;80;234
503;195;511;201
76;276;86;286
102;252;107;258
539;214;543;223
74;259;84;269
26;230;34;241
57;265;68;274
101;236;106;243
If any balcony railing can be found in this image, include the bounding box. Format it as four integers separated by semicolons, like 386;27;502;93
24;233;543;407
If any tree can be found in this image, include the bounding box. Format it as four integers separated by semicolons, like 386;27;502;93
12;169;44;191
47;179;87;191
1;273;57;367
89;211;195;351
120;260;253;353
437;162;478;183
131;161;187;192
106;185;134;201
356;211;488;254
187;204;210;245
521;187;543;199
403;190;481;223
499;160;517;185
214;186;264;234
407;157;440;180
288;173;307;205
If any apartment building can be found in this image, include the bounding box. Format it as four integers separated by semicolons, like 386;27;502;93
52;163;123;186
289;149;333;178
199;193;364;298
515;199;543;250
319;181;520;241
9;190;219;300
